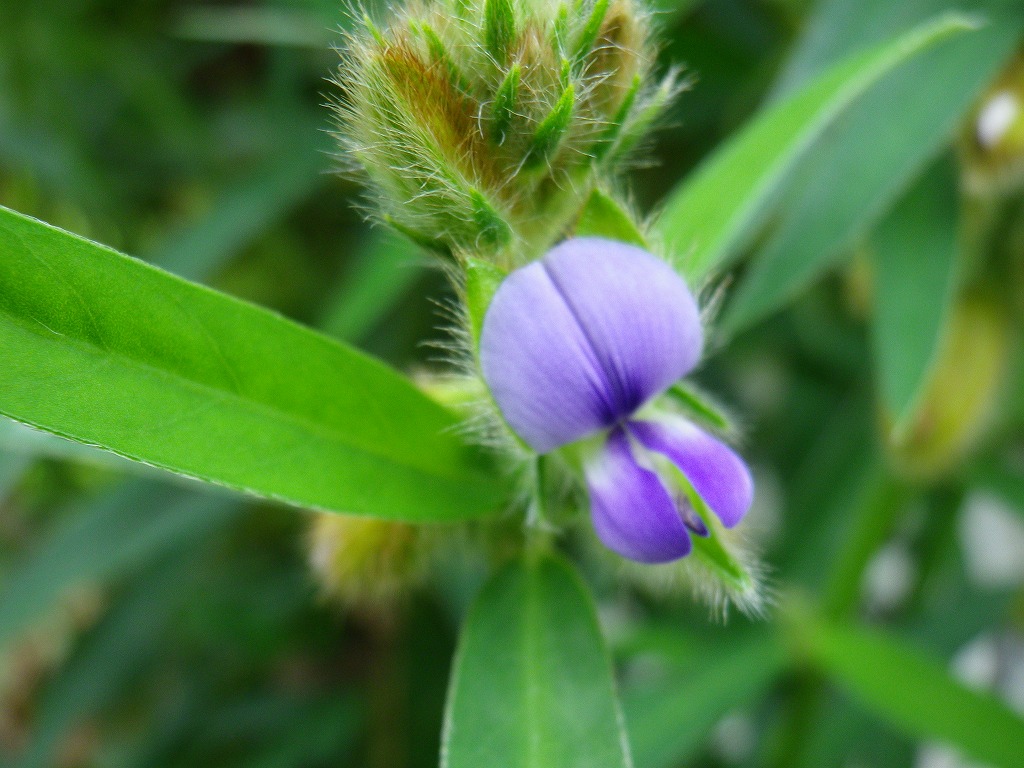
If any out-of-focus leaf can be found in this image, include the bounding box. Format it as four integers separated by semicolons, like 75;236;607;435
151;692;361;768
319;229;425;343
723;1;1022;333
802;618;1024;768
655;13;974;281
231;696;361;768
821;475;908;619
970;457;1024;519
0;449;32;498
777;395;881;586
788;694;918;768
0;480;240;649
770;0;998;100
151;136;330;282
649;0;705;19
174;7;335;48
624;630;787;768
442;553;631;768
0;207;507;522
870;158;960;434
16;557;195;768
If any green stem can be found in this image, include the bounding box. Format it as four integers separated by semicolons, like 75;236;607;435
900;484;964;619
769;471;910;768
822;475;909;620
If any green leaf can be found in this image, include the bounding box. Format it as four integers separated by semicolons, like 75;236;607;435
723;2;1022;333
802;619;1024;768
870;158;961;435
442;553;631;768
666;464;762;611
573;0;611;66
463;257;507;347
491;63;522;145
664;382;733;433
0;206;507;522
0;418;146;473
484;0;516;65
655;12;976;282
624;630;787;768
529;83;576;166
575;188;649;248
0;480;240;650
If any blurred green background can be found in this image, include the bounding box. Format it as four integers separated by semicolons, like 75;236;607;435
1;1;1023;767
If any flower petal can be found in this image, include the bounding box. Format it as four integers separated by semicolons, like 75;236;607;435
585;429;692;563
630;418;754;528
479;259;618;453
479;237;703;452
542;238;703;414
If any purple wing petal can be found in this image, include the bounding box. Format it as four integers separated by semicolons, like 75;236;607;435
479;237;703;452
542;238;703;415
479;259;618;453
630;418;754;528
584;429;692;564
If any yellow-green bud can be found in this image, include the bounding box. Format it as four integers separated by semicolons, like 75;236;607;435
962;52;1024;195
332;0;671;262
308;514;427;608
886;294;1011;479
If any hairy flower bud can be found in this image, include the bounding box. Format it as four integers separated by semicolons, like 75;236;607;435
308;514;427;607
332;0;672;260
962;52;1024;194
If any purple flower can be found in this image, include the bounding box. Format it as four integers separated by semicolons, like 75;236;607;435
479;238;753;564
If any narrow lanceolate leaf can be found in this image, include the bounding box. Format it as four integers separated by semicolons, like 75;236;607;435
655;13;976;282
870;159;960;436
528;84;575;165
484;0;516;65
804;619;1024;768
722;2;1022;333
491;63;522;144
573;0;611;65
442;553;631;768
0;207;507;522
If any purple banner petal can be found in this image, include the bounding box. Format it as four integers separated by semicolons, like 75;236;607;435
479;257;619;452
480;238;703;452
630;418;753;529
585;429;693;563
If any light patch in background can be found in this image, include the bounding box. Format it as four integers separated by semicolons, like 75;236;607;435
917;633;1024;768
976;91;1020;149
863;541;916;614
959;492;1024;587
712;713;755;764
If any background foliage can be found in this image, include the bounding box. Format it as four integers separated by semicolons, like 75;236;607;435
1;1;1023;767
